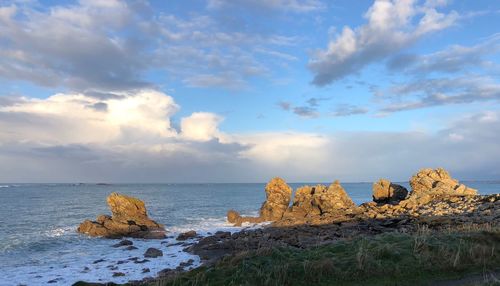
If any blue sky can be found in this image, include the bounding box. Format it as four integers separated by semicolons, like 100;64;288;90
0;0;499;182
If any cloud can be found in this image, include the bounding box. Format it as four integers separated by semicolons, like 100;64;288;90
207;0;325;13
309;0;458;86
331;104;369;117
181;112;224;142
0;1;297;90
379;75;500;113
0;90;179;144
387;34;500;74
277;97;331;118
0;90;499;182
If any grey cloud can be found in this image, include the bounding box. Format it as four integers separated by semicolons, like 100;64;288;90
207;0;325;13
278;97;331;118
331;104;368;117
0;2;297;91
292;106;318;118
87;102;108;112
1;111;499;182
277;101;291;111
309;1;458;86
388;36;500;74
380;76;500;113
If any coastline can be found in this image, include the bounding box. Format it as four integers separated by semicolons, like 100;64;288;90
73;169;500;286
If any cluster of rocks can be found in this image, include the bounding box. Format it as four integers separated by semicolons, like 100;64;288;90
228;168;482;228
77;192;166;239
180;168;498;263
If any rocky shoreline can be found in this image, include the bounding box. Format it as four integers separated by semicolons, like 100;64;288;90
75;168;500;285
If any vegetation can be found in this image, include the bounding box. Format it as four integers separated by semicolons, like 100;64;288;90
151;227;500;286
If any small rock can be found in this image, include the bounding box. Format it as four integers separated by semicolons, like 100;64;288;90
177;230;197;241
134;259;150;264
112;272;125;277
144;247;163;258
142;268;150;273
112;239;133;247
124;245;138;251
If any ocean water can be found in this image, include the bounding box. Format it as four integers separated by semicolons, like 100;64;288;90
0;182;499;286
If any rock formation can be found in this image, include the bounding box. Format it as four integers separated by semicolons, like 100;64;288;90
77;192;166;239
259;177;293;221
372;179;408;203
290;181;356;216
400;168;478;207
226;209;263;227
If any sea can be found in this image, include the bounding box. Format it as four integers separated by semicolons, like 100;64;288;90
0;182;499;286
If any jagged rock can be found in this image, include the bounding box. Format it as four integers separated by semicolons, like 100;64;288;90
408;168;477;203
372;179;408;203
144;247;163;258
259;177;293;221
227;210;242;224
226;210;263;226
77;193;166;239
289;181;356;216
177;230;197;241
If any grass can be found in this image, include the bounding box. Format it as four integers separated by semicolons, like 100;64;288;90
150;227;500;286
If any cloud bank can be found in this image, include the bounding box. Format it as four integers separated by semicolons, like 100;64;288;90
1;90;499;182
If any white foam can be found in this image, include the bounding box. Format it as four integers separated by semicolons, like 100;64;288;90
0;218;267;286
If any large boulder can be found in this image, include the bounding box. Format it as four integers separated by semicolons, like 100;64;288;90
409;168;477;198
77;193;166;239
400;168;478;207
372;179;408;203
290;180;357;216
259;177;293;221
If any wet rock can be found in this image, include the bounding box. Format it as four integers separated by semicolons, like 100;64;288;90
77;193;166;239
177;230;197;241
112;239;133;247
227;209;242;224
142;268;150;273
124;245;138;251
92;259;105;264
134;259;150;264
260;177;293;221
179;259;195;268
144;247;163;258
372;179;408;203
112;272;125;277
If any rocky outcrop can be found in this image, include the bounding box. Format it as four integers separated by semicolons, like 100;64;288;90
226;210;263;227
77;193;166;239
401;168;478;206
259;177;293;221
290;181;356;216
372;179;408;203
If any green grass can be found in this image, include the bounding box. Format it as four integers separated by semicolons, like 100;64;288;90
152;227;500;286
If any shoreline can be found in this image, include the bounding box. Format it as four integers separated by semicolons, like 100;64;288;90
74;168;499;285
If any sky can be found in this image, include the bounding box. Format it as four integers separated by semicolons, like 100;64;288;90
0;0;499;183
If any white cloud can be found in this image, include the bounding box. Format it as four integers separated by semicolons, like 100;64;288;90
0;91;499;182
207;0;325;13
0;90;179;144
309;0;458;86
181;112;224;142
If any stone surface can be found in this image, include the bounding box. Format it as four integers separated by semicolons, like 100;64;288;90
177;230;197;241
259;177;293;221
144;247;163;258
372;179;408;203
289;181;357;216
77;193;166;239
408;168;477;204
